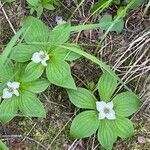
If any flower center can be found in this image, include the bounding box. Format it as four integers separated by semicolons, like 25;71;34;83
40;54;47;60
8;87;14;93
104;107;110;114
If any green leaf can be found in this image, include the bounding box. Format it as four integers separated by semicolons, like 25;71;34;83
27;0;39;6
64;44;81;61
70;111;99;138
125;0;144;9
21;62;45;82
44;4;55;10
114;117;134;138
113;0;120;4
98;72;118;102
29;7;35;14
36;5;44;18
65;51;81;61
48;22;71;44
99;14;124;33
50;45;81;61
91;0;112;13
117;7;126;18
22;79;50;93
113;92;141;117
0;60;14;82
18;90;46;117
0;97;18;123
49;47;69;60
22;16;49;43
13;63;27;82
11;44;40;62
0;140;9;150
46;59;76;89
98;120;117;150
67;88;97;109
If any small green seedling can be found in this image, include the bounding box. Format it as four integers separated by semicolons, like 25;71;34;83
27;0;59;17
67;72;141;150
0;61;49;123
92;0;144;33
99;14;124;33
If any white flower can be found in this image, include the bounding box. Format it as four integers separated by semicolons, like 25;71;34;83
2;82;20;99
31;51;49;66
55;16;66;25
96;101;116;120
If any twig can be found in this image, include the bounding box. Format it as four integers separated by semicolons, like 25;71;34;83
0;1;16;34
68;139;78;150
1;134;47;149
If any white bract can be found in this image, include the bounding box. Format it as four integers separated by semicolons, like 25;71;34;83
55;16;66;25
2;82;20;99
96;101;116;120
31;51;49;66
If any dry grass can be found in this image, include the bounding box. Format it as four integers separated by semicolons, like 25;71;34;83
0;0;150;150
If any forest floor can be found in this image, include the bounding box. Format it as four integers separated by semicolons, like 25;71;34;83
0;0;150;150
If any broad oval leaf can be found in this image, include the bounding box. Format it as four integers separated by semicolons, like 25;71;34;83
18;90;46;118
65;51;81;61
13;62;27;82
67;88;97;109
70;110;99;138
21;62;45;82
46;59;76;89
48;22;71;44
114;117;134;138
50;45;81;61
98;120;117;150
113;92;141;117
22;79;50;93
0;97;18;123
64;44;81;61
0;60;14;82
11;44;40;62
22;16;49;43
98;72;118;102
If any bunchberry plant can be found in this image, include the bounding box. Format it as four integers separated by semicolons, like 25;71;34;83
67;72;141;150
99;14;124;33
0;61;49;123
11;16;80;90
0;14;142;150
27;0;59;17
